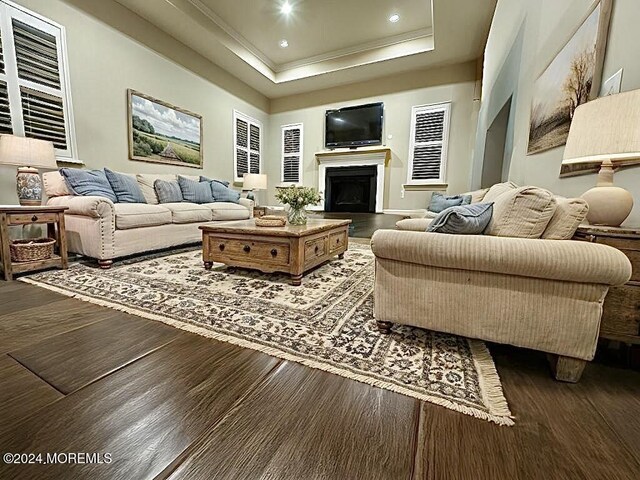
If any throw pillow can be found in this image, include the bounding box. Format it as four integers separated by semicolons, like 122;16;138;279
541;197;589;240
209;180;241;203
104;168;146;203
200;176;230;187
485;186;557;239
60;168;117;202
482;181;519;202
427;203;494;235
177;175;214;204
154;179;184;204
428;192;472;213
136;174;177;204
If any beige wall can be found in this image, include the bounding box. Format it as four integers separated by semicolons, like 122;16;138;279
475;0;640;225
0;0;269;204
266;62;479;211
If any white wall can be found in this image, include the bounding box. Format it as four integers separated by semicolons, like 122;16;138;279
266;62;479;211
0;0;269;204
475;0;640;226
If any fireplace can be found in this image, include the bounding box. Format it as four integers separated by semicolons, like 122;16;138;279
324;166;377;213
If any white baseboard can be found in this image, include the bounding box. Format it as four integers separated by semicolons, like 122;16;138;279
383;209;427;218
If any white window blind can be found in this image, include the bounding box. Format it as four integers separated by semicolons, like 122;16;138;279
281;123;303;183
234;110;261;182
407;102;451;184
0;1;76;159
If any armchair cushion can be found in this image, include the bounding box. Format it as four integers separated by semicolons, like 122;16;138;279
542;197;589;240
485;186;556;239
427;203;493;234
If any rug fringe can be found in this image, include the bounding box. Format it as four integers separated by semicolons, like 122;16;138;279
19;276;514;426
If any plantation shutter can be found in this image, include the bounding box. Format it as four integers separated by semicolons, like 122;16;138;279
234;110;261;181
281;123;303;183
0;3;75;158
407;103;451;184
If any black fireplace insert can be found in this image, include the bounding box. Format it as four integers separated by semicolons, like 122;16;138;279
324;166;377;213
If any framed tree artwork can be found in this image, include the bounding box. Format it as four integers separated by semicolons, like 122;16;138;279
127;89;203;168
527;0;612;158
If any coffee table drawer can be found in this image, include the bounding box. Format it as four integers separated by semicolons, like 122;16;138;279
329;231;347;253
208;237;290;266
305;236;327;266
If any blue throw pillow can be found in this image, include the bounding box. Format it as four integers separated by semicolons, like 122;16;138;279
60;168;117;202
154;179;183;204
209;180;241;203
428;193;472;213
177;175;214;204
104;168;146;203
200;176;230;187
427;202;494;235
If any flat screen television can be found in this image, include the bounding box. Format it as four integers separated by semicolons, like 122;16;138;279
325;102;383;148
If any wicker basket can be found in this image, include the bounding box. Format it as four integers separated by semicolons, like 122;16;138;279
255;215;286;227
10;238;56;262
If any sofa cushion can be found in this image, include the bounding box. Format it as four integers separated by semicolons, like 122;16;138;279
427;203;494;235
428;192;471;213
60;168;117;202
482;181;519;202
161;202;213;224
136;174;177;204
113;203;172;230
178;176;214;204
542;197;589;240
485;186;557;239
396;218;433;231
43;171;71;197
104;169;146;204
209;180;241;203
155;179;184;204
204;202;251;221
462;188;490;203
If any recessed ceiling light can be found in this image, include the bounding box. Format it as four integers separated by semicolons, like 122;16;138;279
281;2;292;15
279;39;289;48
389;13;400;23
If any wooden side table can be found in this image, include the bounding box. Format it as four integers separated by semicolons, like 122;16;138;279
0;205;69;281
573;224;640;344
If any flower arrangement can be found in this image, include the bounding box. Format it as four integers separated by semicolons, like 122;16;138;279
275;185;322;225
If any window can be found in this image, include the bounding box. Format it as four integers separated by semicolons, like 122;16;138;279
281;123;303;183
233;110;261;182
407;102;451;184
0;0;76;160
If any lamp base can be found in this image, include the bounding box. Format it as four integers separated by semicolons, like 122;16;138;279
16;167;43;206
581;186;633;227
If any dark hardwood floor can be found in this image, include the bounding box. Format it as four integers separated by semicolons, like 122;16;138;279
1;217;639;479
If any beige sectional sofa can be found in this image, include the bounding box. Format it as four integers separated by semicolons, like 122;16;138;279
371;182;632;382
43;171;253;267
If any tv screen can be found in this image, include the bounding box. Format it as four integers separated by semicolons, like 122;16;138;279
325;102;383;148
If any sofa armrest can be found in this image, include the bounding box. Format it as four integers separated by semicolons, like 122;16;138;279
47;195;115;220
371;230;632;286
238;197;255;217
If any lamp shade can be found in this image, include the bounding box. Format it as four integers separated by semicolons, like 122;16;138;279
563;89;640;165
243;173;267;190
0;135;57;169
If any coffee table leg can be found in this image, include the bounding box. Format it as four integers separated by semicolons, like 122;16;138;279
204;261;213;270
291;273;302;286
338;253;344;260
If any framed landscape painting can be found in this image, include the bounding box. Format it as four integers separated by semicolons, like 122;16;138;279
127;90;203;168
527;0;611;156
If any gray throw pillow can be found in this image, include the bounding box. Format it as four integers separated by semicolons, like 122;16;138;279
104;168;146;203
427;202;494;235
60;168;117;202
200;176;230;187
154;179;183;203
428;192;472;213
209;180;241;203
177;175;214;204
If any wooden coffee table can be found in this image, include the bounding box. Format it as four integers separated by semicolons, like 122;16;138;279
199;219;351;285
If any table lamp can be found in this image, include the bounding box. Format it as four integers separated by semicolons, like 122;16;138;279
0;135;57;206
562;89;640;226
242;173;267;206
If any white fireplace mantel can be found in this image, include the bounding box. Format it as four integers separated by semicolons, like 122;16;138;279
314;148;391;213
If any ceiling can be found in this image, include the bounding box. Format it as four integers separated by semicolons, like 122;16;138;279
113;0;496;99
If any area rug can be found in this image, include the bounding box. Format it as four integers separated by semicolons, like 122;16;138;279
20;244;513;425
